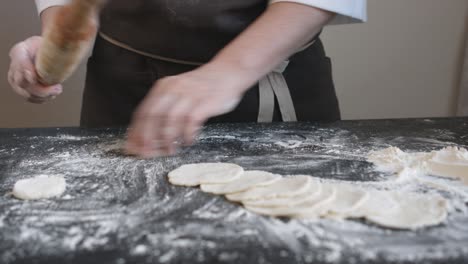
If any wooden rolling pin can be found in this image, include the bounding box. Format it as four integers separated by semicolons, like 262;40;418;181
35;0;108;85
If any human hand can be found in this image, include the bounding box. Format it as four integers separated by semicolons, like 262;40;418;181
125;63;249;158
8;36;63;104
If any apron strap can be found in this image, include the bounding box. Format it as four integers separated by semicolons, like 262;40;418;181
99;32;203;66
258;61;297;122
257;40;316;123
258;78;276;122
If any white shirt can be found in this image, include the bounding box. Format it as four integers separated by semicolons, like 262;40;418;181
270;0;367;24
35;0;367;25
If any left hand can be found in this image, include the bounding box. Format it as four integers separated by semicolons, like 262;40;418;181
125;63;246;158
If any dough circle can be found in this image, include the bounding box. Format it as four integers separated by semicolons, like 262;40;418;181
348;190;400;218
320;182;369;217
12;175;66;200
242;178;322;207
244;183;336;218
200;170;280;194
225;175;311;202
168;163;243;186
365;192;448;230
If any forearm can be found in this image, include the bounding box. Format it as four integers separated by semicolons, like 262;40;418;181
40;6;62;34
206;2;334;90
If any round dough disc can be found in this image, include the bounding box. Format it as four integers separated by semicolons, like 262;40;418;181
242;177;322;207
348;189;400;218
12;175;66;200
365;192;448;230
320;182;369;217
200;170;280;194
225;175;311;202
168;163;243;187
244;183;336;218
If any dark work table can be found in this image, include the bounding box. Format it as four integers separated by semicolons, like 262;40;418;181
0;118;467;264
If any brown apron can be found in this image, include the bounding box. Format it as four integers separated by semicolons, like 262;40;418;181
80;0;340;127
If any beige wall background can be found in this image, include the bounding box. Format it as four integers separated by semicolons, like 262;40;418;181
0;0;467;128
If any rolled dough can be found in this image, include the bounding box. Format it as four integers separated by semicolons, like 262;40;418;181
12;175;66;200
200;170;280;194
365;192;448;230
244;183;336;218
320;182;369;217
242;177;322;207
295;184;337;219
226;175;311;202
168;163;243;186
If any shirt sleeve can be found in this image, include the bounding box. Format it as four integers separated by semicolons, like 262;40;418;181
268;0;367;25
35;0;70;15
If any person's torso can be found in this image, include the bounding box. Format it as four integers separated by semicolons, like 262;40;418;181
99;0;268;62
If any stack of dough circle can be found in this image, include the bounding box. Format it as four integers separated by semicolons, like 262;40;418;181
244;183;336;218
167;162;450;230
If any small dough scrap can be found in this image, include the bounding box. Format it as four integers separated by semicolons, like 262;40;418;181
367;147;408;172
245;184;336;218
368;147;430;171
426;147;468;183
168;163;243;186
243;177;322;207
365;192;448;230
200;170;280;194
13;175;66;200
226;175;311;202
321;183;369;217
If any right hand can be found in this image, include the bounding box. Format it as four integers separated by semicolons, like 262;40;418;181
8;36;63;104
